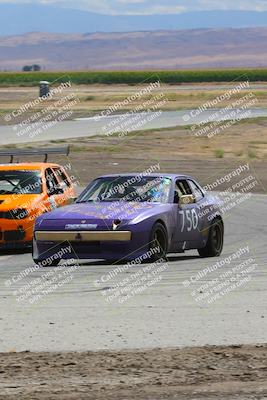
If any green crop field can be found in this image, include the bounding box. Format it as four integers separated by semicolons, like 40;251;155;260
1;69;267;86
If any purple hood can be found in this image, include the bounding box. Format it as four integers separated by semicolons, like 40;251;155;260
36;201;173;229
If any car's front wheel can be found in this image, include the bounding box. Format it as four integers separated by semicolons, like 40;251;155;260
32;236;61;267
198;218;224;257
33;259;60;267
149;222;168;262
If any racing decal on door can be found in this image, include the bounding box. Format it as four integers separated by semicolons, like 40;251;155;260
179;209;199;232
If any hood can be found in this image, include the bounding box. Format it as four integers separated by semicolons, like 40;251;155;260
36;201;170;228
0;193;44;211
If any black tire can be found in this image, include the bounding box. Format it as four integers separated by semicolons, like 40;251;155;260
148;222;168;262
33;258;60;267
198;218;224;258
32;239;60;267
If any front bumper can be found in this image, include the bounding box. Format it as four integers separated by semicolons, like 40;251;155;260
0;222;33;250
0;229;25;242
0;219;34;247
0;241;32;250
33;227;151;261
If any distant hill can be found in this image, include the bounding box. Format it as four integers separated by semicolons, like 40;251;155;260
2;28;267;71
2;4;267;35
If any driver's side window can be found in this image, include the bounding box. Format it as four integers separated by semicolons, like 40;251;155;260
174;180;192;203
187;180;204;202
45;168;59;196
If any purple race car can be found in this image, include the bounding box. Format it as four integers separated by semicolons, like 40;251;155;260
32;174;224;265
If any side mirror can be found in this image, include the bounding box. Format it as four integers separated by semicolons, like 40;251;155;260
68;197;77;204
179;194;196;206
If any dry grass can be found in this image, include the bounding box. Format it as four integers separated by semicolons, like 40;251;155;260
1;84;267;117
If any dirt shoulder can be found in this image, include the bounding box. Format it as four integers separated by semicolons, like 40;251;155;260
0;345;267;399
7;119;266;193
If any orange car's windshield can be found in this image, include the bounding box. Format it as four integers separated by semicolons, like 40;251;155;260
0;170;42;195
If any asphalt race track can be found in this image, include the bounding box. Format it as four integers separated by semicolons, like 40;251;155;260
0;192;266;352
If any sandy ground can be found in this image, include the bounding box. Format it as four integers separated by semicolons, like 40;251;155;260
57;151;267;193
0;345;267;399
64;118;267;159
9;119;265;193
0;120;266;191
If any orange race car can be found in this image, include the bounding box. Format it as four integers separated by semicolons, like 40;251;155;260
0;147;76;249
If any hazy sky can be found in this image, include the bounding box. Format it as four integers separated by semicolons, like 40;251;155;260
2;0;267;15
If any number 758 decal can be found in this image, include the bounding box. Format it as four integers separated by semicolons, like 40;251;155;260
179;209;199;232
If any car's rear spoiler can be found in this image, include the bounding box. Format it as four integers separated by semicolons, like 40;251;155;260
0;146;70;163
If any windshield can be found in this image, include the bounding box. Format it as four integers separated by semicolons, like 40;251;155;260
77;176;172;204
0;170;42;195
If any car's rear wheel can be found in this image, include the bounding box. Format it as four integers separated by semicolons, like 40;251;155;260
149;222;168;262
198;218;224;257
